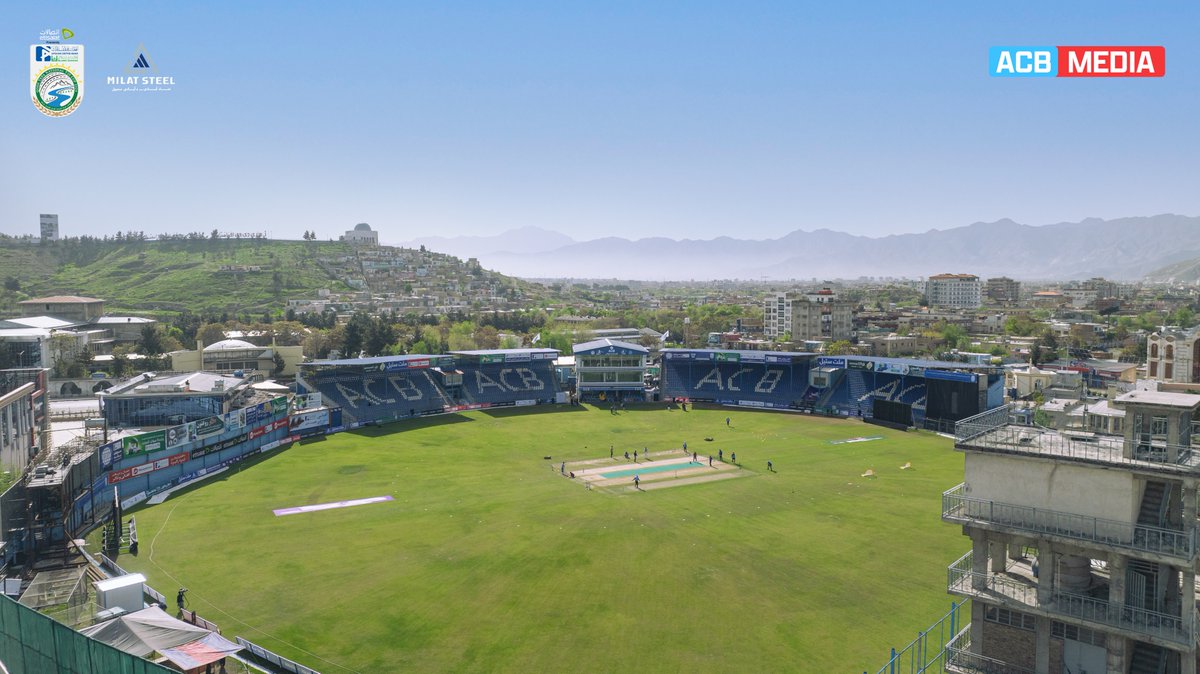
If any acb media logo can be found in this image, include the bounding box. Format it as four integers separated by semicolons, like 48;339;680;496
989;46;1164;78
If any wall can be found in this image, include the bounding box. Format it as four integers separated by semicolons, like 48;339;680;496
964;452;1137;524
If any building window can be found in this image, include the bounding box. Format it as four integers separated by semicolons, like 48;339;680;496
1150;362;1158;378
1166;363;1174;379
985;606;1035;631
1151;343;1159;358
1167;345;1174;360
1051;621;1105;646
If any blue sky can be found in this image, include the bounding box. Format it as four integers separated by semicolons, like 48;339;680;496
2;1;1196;243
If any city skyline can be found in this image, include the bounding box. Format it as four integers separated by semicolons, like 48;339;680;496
2;2;1197;243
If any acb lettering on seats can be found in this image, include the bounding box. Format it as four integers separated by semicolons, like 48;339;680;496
693;367;784;393
474;368;546;393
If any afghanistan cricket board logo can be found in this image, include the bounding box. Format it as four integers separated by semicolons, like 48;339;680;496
30;43;84;117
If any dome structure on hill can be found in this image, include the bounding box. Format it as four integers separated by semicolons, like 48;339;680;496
203;339;257;352
345;222;379;245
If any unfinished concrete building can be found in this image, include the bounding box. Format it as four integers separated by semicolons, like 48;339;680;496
944;388;1200;674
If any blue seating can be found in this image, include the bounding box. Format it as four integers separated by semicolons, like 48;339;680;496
660;359;809;409
458;362;560;406
303;368;452;424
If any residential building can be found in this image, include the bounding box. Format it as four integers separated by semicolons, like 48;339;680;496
986;277;1021;304
763;289;853;341
944;388;1200;673
1148;329;1200;384
0;368;47;473
925;274;982;309
17;296;105;323
39;214;58;242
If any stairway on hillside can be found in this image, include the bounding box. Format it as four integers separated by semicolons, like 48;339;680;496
1137;481;1169;528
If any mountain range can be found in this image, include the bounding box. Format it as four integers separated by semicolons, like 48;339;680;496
396;215;1200;282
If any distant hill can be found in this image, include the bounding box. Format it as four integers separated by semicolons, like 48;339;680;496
0;238;356;314
395;226;576;260
431;214;1200;281
1145;255;1200;283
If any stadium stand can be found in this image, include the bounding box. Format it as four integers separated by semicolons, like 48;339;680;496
298;355;458;425
660;350;813;409
452;349;561;406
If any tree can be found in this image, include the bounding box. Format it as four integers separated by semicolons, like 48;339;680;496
272;352;286;375
77;344;95;369
196;323;227;348
3;277;19;292
825;340;854;356
112;353;129;377
365;320;397;356
1030;337;1044;366
341;312;373;357
140;324;165;355
447;321;477;351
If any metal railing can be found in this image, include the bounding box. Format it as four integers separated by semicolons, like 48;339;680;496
236;636;322;674
955;405;1013;442
867;601;965;674
944;627;1036;674
954;419;1197;470
947;551;1039;606
942;483;1195;560
947;551;1194;645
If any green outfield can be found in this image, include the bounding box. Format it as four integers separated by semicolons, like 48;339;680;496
113;405;965;673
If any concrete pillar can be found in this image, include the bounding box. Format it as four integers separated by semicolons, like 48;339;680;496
1034;615;1051;674
1108;554;1126;610
972;530;990;591
1037;542;1056;606
1184;649;1197;674
990;539;1007;574
1184;565;1196;638
1009;538;1025;561
1105;635;1126;674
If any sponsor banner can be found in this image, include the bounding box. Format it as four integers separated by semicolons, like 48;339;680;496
480;354;505;364
664;352;693;360
121;491;149;510
165;422;195;449
289;409;329;433
504;352;531;363
442;403;490;413
122;429;166;456
533;352;557;360
908;366;925;378
328;425;346;433
738;400;767;408
384;360;409;371
876;361;910;375
740;352;766;362
107;451;189;485
515;399;536;407
194;415;225;439
99;440;123;470
847;359;875;371
261;440;282;452
816;357;846;368
31;43;84;117
925;369;978;384
271;396;288;415
713;352;740;363
293;393;322;410
190;432;248;459
765;355;791;363
249;426;266;440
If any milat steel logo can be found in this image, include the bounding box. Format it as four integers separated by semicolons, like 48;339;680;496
30;43;84;117
108;43;176;93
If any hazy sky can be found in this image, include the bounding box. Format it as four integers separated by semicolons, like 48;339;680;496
2;2;1197;243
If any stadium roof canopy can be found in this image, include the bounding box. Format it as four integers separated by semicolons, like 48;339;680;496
843;355;995;370
661;348;818;358
573;338;648;355
450;348;560;356
308;354;440;366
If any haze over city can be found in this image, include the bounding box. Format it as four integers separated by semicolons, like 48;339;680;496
3;1;1199;244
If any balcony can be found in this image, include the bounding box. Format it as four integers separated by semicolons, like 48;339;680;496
943;483;1195;562
946;551;1196;647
